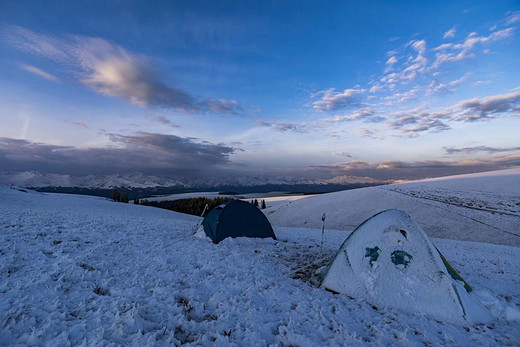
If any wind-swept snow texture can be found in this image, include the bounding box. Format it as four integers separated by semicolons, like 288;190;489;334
1;185;519;345
322;209;493;325
266;168;520;247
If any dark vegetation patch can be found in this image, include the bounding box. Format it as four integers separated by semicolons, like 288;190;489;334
140;197;236;217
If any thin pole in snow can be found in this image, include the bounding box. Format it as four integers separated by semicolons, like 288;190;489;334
321;212;326;254
193;204;209;234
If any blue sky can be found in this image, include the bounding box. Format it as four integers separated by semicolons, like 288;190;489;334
0;1;519;180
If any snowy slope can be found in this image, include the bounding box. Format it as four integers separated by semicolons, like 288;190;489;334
266;169;520;247
1;185;519;345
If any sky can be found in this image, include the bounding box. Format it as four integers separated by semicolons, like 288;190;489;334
0;0;519;181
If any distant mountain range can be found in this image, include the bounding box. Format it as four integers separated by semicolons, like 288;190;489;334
0;171;389;190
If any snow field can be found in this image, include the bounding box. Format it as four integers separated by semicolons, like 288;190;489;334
1;186;520;345
266;169;520;247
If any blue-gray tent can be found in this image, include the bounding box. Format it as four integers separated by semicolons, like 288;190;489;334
202;200;276;244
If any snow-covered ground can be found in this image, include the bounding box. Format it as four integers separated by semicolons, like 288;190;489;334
266;168;520;248
1;181;520;345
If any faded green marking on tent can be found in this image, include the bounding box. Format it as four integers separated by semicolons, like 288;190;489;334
391;250;413;268
365;246;381;267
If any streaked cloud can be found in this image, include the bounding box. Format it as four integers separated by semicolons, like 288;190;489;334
2;24;242;114
151;116;180;127
332;151;352;158
472;80;491;87
444;146;520;155
311;88;365;111
433;27;515;68
324;108;377;123
384;90;520;136
453;90;520;122
255;120;308;133
427;73;469;96
19;64;58;81
443;26;457;39
74;122;88;129
505;11;520;25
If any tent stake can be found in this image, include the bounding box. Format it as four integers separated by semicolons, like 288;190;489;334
321;212;326;254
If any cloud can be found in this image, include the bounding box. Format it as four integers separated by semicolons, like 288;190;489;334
255;120;308;133
2;24;241;114
332;151;352;158
453;90;520;121
383;88;420;104
151;116;180;127
443;26;457;39
433;28;515;68
387;106;452;137
0;134;235;176
383;90;520;136
472;80;491;87
444;146;520;155
205;99;244;115
324;108;378;123
384;56;398;73
19;64;58;81
311;88;365;111
357;128;380;139
427;73;469;96
505;11;520;25
307;156;520;180
378;39;428;87
74;122;88;129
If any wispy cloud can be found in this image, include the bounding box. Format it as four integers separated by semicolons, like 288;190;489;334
332;151;352;158
2;24;242;114
378;39;428;88
505;11;520;25
444;146;520;155
384;56;398;73
74;122;88;129
255;120;308;133
324;108;378;123
385;90;520;136
427;73;469;96
151;116;180;128
443;26;457;39
433;27;515;68
311;88;365;111
19;64;58;81
472;80;491;87
453;90;520;121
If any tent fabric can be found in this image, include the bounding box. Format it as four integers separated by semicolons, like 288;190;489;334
202;200;276;244
321;209;493;325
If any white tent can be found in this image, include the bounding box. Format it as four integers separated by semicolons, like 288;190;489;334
321;209;493;325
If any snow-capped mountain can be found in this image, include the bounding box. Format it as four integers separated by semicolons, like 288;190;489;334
0;171;388;189
0;171;188;189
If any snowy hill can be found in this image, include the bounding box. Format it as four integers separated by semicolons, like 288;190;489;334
0;184;519;344
0;171;388;190
265;168;520;248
